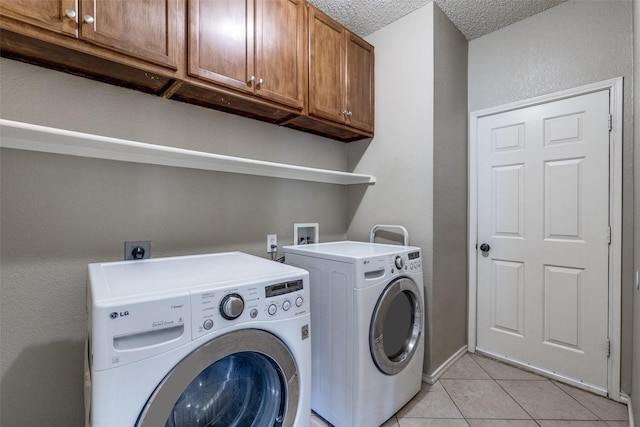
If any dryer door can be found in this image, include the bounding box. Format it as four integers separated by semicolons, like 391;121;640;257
136;329;299;427
370;277;423;375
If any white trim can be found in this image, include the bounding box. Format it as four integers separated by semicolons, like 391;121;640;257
467;104;479;353
0;119;376;185
607;78;624;402
620;393;635;427
422;345;467;384
467;77;624;400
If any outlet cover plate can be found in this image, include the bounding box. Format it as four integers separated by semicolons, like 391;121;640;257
267;234;277;253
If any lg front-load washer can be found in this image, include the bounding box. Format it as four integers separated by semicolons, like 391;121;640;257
284;241;424;427
85;252;311;427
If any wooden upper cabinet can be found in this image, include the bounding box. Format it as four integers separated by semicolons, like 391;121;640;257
345;32;374;133
79;0;178;69
308;5;373;133
308;7;345;124
1;0;372;141
188;0;254;92
0;0;178;69
254;0;304;109
188;0;304;109
0;0;77;36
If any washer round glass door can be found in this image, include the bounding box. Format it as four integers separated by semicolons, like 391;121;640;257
136;329;299;427
370;277;423;375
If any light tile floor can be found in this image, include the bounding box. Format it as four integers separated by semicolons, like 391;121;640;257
310;353;630;427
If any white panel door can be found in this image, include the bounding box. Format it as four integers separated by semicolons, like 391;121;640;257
476;90;610;391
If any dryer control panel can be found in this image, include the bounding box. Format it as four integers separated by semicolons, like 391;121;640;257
191;278;309;340
385;251;421;273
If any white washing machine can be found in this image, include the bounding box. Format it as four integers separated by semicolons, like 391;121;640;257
284;241;424;427
85;252;311;427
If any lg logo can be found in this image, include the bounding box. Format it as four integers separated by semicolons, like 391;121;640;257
109;311;129;319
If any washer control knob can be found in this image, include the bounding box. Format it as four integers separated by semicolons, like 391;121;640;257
220;293;244;320
203;319;214;330
268;304;277;315
282;300;291;311
395;256;404;270
295;296;304;307
250;309;258;318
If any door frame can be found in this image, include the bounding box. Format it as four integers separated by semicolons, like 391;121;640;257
467;77;623;400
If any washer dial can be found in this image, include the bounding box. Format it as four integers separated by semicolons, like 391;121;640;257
220;293;244;320
394;256;404;270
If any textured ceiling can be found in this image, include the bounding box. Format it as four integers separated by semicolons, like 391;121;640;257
307;0;568;39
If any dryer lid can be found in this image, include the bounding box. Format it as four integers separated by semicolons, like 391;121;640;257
283;241;420;263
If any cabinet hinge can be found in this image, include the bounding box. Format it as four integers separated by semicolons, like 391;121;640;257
608;114;613;132
607;226;612;244
606;339;611;358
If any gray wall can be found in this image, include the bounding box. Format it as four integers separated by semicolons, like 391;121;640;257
468;0;634;393
431;4;469;374
632;0;639;420
348;2;469;376
0;58;349;426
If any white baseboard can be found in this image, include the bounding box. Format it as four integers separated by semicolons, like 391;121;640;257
620;393;634;427
422;346;467;385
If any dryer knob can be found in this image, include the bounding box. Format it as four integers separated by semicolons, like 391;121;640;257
395;256;404;270
220;293;244;320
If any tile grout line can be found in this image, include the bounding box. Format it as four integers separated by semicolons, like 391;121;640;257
471;354;543;425
475;352;625;424
436;379;471;426
547;379;603;421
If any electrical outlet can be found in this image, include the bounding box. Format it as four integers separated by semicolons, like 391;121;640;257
125;241;151;260
267;234;277;253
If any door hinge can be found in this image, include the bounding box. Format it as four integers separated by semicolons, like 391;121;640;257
608;114;613;131
606;339;611;358
607;226;612;244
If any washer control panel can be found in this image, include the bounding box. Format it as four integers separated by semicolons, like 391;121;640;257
191;278;308;340
389;250;422;274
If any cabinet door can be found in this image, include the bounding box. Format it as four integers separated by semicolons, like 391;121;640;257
189;0;254;93
0;0;77;36
80;0;178;69
254;0;304;109
307;6;345;124
345;33;374;132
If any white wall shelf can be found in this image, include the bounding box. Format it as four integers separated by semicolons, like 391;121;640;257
0;119;376;185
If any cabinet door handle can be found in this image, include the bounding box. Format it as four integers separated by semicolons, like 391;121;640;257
343;110;353;117
83;15;94;24
257;78;264;86
64;9;76;19
248;76;256;85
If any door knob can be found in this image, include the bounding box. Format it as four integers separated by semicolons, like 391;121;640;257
479;243;490;253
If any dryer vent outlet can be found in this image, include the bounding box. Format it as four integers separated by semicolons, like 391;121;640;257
125;241;151;260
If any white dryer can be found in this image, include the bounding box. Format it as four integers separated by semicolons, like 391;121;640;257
85;252;311;427
284;241;424;427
